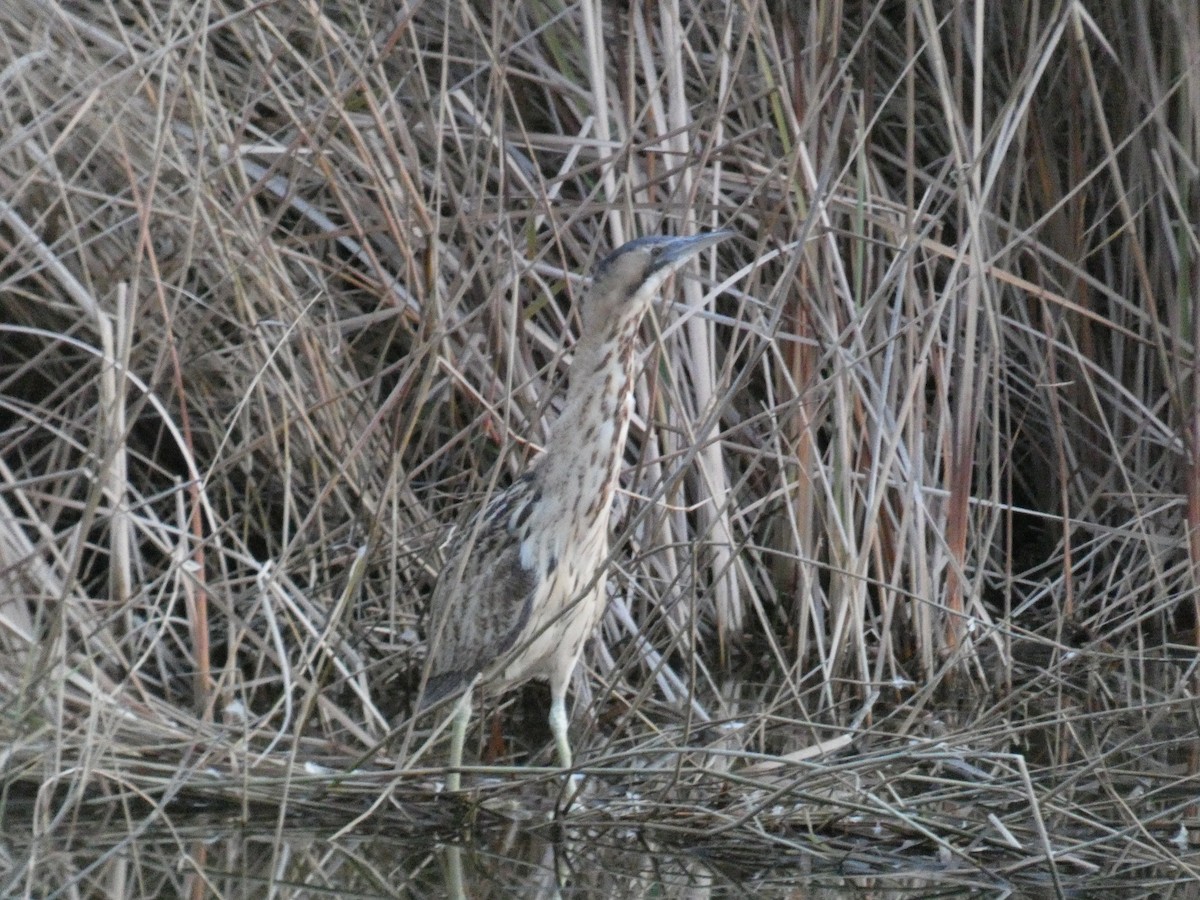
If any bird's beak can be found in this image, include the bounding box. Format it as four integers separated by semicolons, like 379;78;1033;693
649;229;736;273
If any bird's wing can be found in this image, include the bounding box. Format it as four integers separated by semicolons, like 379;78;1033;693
421;493;539;707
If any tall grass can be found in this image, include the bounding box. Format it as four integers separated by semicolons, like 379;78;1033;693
2;0;1199;888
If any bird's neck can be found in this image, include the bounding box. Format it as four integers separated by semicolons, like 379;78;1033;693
536;316;642;528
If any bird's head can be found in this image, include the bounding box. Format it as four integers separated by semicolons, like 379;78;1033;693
582;229;735;330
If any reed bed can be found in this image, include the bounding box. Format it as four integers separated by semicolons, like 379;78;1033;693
2;0;1199;893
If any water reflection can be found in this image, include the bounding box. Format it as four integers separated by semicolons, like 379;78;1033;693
2;785;1196;898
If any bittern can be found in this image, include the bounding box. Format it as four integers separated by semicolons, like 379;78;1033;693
422;228;734;793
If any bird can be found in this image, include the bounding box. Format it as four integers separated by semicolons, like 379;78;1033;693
421;228;735;794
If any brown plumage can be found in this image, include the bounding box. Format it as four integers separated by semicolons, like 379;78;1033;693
422;229;734;793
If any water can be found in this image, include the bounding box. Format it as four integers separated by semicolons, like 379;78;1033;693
2;785;1188;898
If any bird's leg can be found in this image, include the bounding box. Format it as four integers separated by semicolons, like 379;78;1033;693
549;681;586;804
446;684;473;793
548;689;572;770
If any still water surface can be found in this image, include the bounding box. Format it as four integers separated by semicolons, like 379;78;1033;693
3;787;1187;898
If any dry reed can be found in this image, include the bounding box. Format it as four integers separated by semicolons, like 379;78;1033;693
2;0;1199;893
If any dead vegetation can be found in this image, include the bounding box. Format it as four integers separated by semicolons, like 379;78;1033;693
2;0;1200;893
